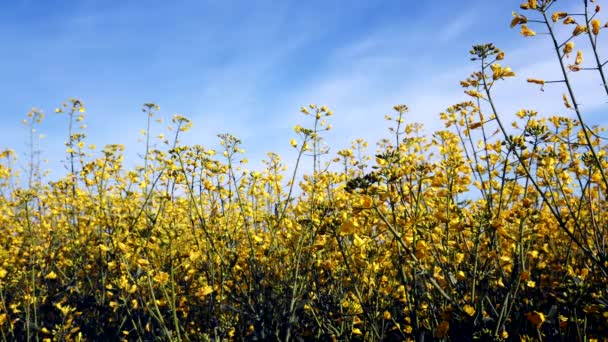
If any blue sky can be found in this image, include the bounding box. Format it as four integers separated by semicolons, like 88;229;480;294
1;0;606;178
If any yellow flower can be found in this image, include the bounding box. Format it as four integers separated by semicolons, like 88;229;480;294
196;285;214;298
552;12;568;22
572;24;588;36
463;304;476;316
153;271;170;285
563;17;576;25
527;78;545;85
45;271;58;280
575;50;583;65
137;258;150;267
353;233;365;248
592;19;601;35
496;51;505;60
54;302;74;316
525;311;545;328
510;12;528;28
501;330;509;339
359;195;373;208
339;220;357;235
290;139;297;148
415;239;429;259
491;63;516;80
563;94;572;109
520;24;536;37
464;90;486;100
563;42;574;57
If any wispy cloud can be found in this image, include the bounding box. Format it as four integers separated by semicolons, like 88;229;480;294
1;0;606;180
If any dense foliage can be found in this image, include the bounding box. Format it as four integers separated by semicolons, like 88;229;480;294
1;0;608;340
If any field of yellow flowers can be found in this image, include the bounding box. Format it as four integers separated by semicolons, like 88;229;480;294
1;1;608;341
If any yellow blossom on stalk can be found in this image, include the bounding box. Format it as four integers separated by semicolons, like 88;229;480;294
196;285;214;299
353;234;365;248
290;139;297;148
463;305;475;316
527;78;545;86
415;239;429;259
340;220;357;235
552;12;568;22
469;121;483;129
592;19;601;35
573;24;587;36
520;24;536;37
137;258;150;267
525;311;545;328
491;63;516;79
153;272;170;285
563;42;574;57
359;195;373;208
501;330;509;339
464;90;485;99
563;94;572;108
54;302;74;316
526;0;537;9
563;17;576;25
510;12;528;28
575;50;583;65
253;234;263;244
